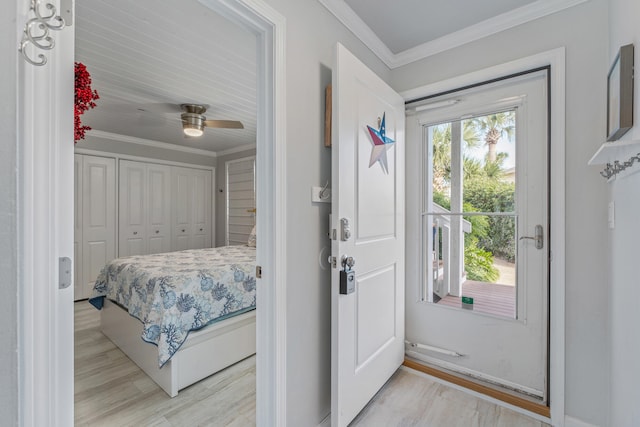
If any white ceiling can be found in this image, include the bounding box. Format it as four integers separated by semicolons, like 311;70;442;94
75;0;257;154
76;0;587;154
320;0;588;68
344;0;536;54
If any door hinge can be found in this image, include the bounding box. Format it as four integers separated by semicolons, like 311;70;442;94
60;0;74;26
256;265;262;278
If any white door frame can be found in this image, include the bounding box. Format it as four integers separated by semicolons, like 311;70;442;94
18;0;287;425
402;48;566;426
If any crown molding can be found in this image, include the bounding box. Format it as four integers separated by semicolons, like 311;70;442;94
319;0;589;69
216;143;257;157
85;129;218;157
318;0;396;66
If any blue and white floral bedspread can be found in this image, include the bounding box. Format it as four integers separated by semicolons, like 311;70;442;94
89;246;256;367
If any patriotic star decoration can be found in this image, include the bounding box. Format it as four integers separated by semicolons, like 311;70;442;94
366;113;395;174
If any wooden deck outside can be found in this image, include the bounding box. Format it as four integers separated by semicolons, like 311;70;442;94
437;280;516;318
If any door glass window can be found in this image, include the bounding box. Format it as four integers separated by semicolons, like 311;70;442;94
424;110;517;319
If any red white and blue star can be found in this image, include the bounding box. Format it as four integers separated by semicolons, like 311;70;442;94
366;113;395;174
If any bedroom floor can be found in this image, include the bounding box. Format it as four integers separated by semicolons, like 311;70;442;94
75;301;256;426
75;301;548;426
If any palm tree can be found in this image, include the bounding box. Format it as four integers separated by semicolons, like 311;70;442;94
466;112;515;163
430;121;481;192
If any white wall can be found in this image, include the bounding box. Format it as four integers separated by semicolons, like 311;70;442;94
393;1;610;426
608;1;640;426
261;1;391;425
0;0;18;424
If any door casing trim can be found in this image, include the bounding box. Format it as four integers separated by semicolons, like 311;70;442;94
18;0;288;425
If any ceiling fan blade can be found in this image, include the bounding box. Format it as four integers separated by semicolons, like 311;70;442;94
203;119;244;129
139;102;185;114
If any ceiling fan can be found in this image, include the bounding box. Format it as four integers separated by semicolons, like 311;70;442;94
180;104;243;137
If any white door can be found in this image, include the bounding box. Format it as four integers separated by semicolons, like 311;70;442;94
406;71;549;399
74;155;84;300
82;156;116;298
191;168;212;249
146;163;172;254
331;43;405;426
119;160;148;256
172;166;192;251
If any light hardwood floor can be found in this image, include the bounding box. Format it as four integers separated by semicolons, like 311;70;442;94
75;301;549;426
351;369;550;427
75;301;256;426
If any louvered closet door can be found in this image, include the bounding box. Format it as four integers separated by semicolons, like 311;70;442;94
146;164;172;254
82;156;116;298
119;160;147;256
226;157;256;246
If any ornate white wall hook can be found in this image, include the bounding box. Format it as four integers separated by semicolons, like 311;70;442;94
19;0;66;66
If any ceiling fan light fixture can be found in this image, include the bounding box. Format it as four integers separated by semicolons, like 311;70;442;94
183;124;204;137
181;112;204;137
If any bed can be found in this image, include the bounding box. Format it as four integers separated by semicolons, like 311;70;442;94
88;245;257;397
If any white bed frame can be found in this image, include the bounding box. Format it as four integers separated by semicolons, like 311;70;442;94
100;298;256;397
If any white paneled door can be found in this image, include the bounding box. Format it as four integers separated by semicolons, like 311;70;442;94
79;155;116;299
171;166;212;251
119;160;147;256
331;43;405;427
146;163;172;254
119;159;172;256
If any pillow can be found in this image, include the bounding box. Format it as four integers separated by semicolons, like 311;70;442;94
247;225;256;247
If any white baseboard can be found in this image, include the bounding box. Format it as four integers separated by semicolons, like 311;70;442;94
565;415;599;427
317;414;331;427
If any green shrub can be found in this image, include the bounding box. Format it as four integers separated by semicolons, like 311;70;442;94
463;178;516;262
433;190;499;282
464;236;500;282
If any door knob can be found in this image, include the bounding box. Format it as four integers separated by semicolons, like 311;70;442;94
519;224;543;249
341;255;356;269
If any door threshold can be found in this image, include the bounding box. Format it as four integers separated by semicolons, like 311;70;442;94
403;358;550;418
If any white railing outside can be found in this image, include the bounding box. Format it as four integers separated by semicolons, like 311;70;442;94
424;203;471;301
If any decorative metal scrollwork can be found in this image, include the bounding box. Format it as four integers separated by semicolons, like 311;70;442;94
19;0;66;66
600;153;640;179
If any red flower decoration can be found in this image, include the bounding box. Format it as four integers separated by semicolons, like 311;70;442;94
74;62;99;142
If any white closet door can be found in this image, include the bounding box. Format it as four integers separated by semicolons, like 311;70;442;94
119;160;147;256
146;164;172;254
191;168;212;249
172;167;192;251
73;155;83;300
82;156;116;299
226;157;256;246
171;166;212;251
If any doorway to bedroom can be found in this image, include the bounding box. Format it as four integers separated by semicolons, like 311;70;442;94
73;0;261;423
